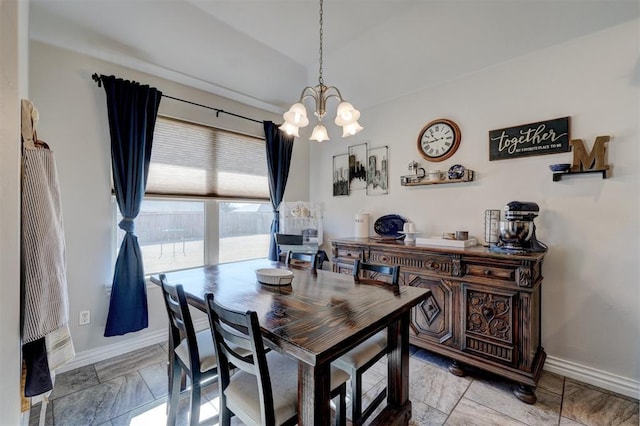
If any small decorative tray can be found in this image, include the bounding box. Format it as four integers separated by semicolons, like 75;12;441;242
415;237;478;248
255;268;294;286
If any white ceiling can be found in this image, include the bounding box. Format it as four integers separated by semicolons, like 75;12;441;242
29;0;639;114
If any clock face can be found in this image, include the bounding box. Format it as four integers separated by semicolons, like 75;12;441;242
417;119;461;162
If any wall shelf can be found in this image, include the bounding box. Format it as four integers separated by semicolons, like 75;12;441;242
552;169;609;182
401;169;474;186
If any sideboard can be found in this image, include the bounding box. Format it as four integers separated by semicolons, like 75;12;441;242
330;237;547;404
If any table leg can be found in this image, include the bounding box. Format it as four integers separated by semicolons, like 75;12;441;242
388;312;410;405
298;361;331;425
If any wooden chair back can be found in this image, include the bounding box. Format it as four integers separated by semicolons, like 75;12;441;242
352;260;400;287
286;251;318;274
205;293;276;425
160;275;200;372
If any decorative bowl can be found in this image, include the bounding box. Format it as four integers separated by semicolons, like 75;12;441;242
447;164;466;180
549;163;571;172
373;214;407;238
255;268;294;286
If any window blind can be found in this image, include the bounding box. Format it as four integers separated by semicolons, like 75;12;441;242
146;116;269;200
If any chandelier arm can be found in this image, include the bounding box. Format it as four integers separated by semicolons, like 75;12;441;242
294;85;345;103
298;86;320;103
321;86;345;103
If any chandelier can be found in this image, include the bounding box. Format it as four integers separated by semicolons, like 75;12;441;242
279;0;363;142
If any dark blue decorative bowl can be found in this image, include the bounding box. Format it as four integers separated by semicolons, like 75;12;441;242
447;164;466;180
374;214;407;238
549;163;571;172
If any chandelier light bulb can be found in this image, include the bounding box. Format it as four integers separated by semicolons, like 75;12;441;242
310;123;330;142
282;103;309;128
278;122;300;137
341;120;364;137
334;102;360;126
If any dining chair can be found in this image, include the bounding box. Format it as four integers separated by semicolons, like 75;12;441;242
332;259;400;425
160;274;218;426
285;251;318;274
205;292;350;426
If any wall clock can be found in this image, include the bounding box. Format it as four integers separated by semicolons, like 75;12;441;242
417;118;461;162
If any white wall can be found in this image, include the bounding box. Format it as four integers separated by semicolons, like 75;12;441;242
311;20;639;395
28;41;309;357
0;0;29;423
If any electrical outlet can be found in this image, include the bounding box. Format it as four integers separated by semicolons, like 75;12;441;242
79;310;91;325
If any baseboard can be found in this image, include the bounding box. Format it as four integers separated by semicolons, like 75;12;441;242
56;318;210;374
58;334;639;401
545;355;639;399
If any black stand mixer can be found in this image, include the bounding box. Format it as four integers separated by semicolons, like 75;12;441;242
492;201;547;253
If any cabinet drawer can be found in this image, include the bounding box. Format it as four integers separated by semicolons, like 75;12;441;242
464;262;516;283
335;246;364;262
334;262;356;275
370;250;453;277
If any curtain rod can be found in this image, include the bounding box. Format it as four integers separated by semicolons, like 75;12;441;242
91;73;263;124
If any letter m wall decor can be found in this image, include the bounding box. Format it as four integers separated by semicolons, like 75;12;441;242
489;117;571;161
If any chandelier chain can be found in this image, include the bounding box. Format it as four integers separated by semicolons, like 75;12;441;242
279;0;362;141
318;0;324;86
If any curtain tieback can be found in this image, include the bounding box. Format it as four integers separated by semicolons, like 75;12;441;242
118;217;136;233
273;210;279;220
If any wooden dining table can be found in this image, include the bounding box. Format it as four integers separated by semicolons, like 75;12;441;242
151;258;430;426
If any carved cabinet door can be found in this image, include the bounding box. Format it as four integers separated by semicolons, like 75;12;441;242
461;282;519;367
404;272;456;347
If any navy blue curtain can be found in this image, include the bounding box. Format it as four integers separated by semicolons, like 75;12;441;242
264;121;294;261
101;75;162;336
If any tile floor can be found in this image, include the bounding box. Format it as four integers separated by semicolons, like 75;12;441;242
28;343;639;426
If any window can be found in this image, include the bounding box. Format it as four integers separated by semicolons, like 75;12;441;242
116;200;205;275
114;117;271;274
218;202;271;264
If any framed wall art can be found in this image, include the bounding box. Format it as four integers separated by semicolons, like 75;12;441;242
348;143;368;192
489;116;570;161
332;154;349;196
366;145;388;195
